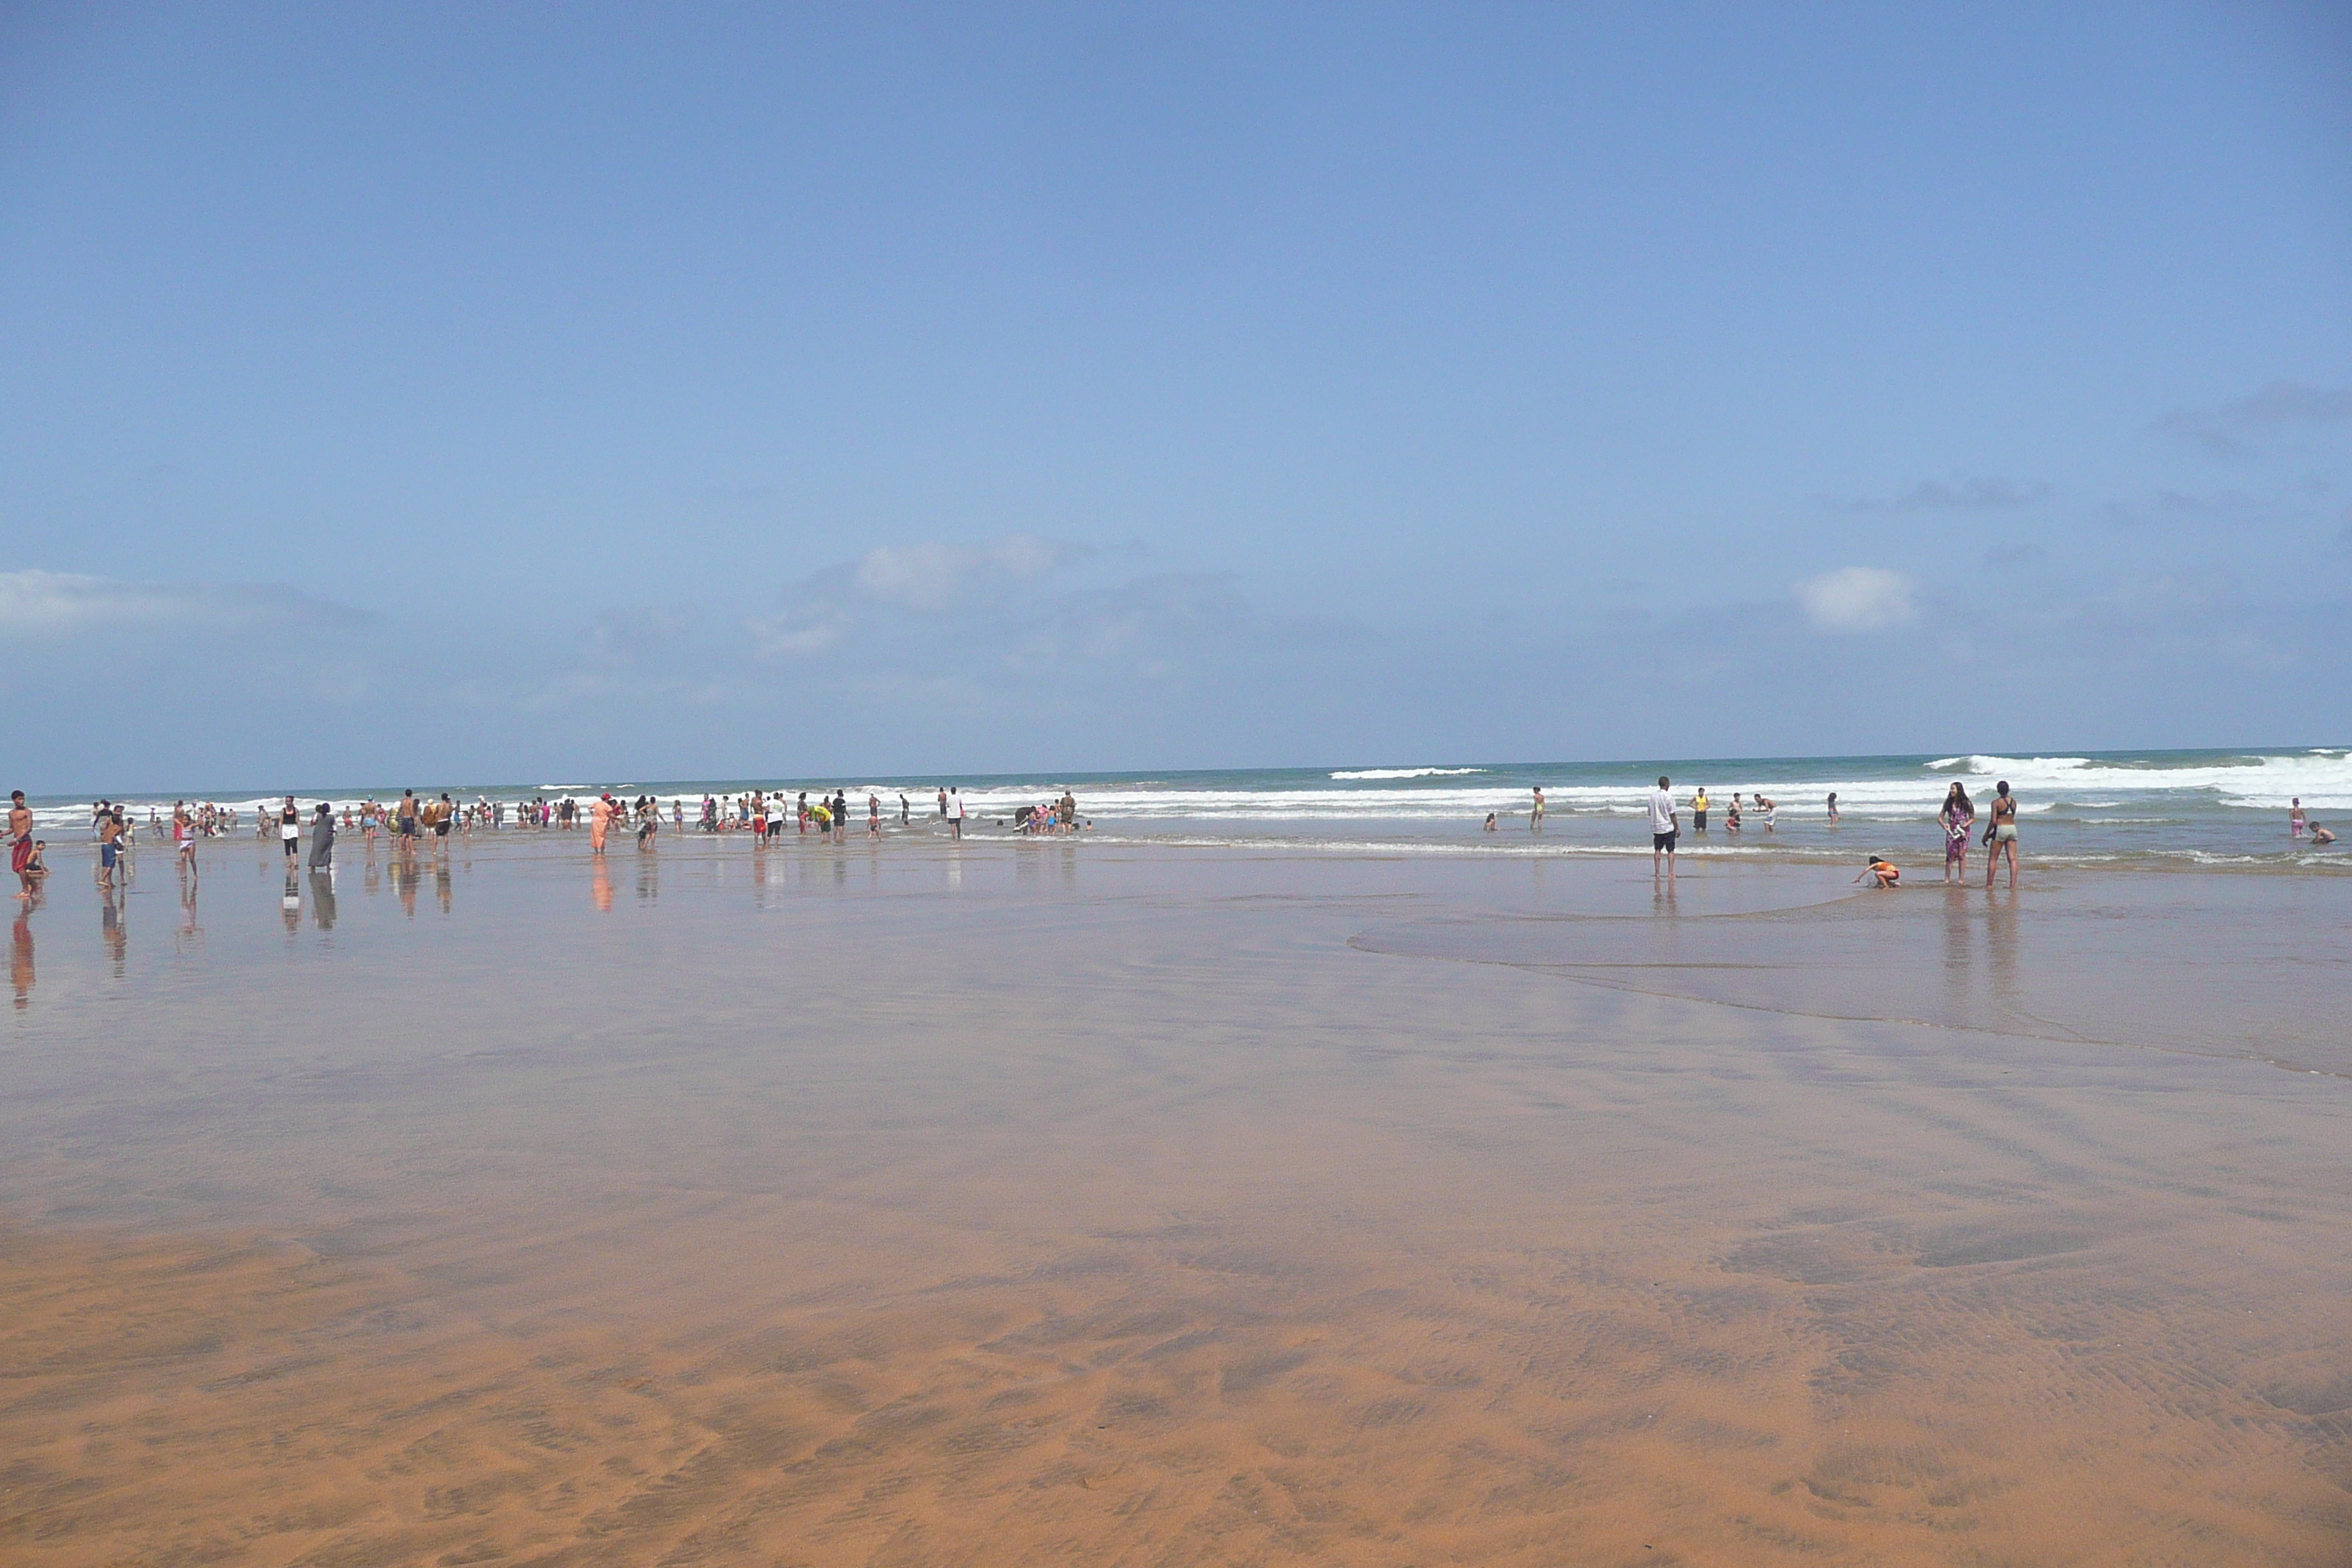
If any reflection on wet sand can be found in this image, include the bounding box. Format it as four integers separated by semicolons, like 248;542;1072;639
1357;874;2351;1075
174;877;203;954
98;889;125;976
11;906;31;1008
0;845;2347;1564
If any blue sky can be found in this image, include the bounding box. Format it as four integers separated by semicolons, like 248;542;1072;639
2;3;2348;790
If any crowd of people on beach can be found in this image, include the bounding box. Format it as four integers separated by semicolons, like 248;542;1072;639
4;770;2331;1018
7;773;2337;908
7;784;1018;884
1013;791;1085;835
1635;775;2030;889
0;783;1009;927
1626;776;2330;889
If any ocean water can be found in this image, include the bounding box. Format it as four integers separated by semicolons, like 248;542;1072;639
31;746;2352;872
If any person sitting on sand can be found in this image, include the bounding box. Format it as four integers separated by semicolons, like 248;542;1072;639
1855;854;1899;889
23;841;48;883
2310;821;2336;845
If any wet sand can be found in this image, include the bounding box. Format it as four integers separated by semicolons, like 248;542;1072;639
3;838;2348;1564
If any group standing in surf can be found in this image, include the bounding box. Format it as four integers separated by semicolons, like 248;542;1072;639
4;769;2338;913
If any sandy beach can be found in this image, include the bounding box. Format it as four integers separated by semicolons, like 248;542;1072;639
3;836;2347;1565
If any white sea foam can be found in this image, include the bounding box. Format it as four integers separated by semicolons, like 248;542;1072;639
1927;751;2352;810
1327;766;1486;780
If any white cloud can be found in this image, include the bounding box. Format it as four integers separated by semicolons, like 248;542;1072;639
851;533;1069;611
745;535;1085;660
0;570;358;639
983;532;1064;578
745;609;849;658
1793;566;1917;633
853;543;972;611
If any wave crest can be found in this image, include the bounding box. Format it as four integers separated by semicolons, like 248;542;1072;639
1329;766;1486;781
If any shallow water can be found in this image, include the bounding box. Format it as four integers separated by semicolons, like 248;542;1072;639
38;742;2352;872
3;834;2348;1564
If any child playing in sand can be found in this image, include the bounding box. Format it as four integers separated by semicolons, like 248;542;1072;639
1855;854;1899;889
2310;821;2337;845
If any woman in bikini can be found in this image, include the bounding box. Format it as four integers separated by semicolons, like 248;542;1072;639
1984;780;2019;889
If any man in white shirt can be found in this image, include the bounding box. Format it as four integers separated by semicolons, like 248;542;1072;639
949;786;964;840
1647;774;1678;882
